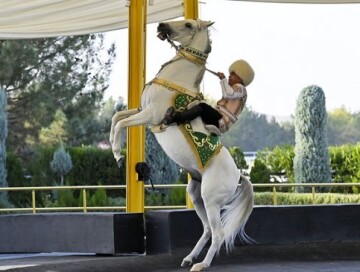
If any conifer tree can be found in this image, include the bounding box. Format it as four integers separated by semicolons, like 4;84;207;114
50;145;73;186
294;85;331;190
145;128;179;184
0;88;9;206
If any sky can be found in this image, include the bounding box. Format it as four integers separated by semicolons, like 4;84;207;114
104;0;360;118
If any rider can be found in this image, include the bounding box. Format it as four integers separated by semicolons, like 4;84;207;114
163;59;255;135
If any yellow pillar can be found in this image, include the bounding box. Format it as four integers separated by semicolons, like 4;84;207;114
183;0;199;19
126;0;147;213
183;0;198;209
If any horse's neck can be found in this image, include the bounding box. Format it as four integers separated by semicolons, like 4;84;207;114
156;30;210;92
156;59;204;91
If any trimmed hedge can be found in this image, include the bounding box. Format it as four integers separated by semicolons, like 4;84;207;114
26;146;125;187
255;192;360;205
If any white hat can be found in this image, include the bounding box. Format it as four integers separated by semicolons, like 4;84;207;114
229;59;254;86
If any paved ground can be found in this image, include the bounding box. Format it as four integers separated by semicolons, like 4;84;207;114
1;245;360;272
1;255;360;272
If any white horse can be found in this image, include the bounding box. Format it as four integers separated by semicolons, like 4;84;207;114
110;19;254;271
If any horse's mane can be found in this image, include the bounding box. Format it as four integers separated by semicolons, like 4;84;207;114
194;26;213;87
204;26;213;54
194;69;205;88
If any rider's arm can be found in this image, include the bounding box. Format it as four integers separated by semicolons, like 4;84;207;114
220;79;246;99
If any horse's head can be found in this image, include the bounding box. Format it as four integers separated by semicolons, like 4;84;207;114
157;19;214;49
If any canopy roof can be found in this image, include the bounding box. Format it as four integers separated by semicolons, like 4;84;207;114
0;0;359;39
0;0;183;39
231;0;360;3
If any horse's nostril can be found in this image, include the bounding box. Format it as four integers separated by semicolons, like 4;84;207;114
157;23;166;31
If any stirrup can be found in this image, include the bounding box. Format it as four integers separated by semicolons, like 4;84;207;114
151;124;167;133
204;125;221;136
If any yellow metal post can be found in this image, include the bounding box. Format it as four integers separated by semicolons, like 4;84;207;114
185;174;194;208
273;187;277;205
183;0;198;209
312;186;316;204
183;0;199;19
32;190;36;214
82;189;87;212
126;0;146;213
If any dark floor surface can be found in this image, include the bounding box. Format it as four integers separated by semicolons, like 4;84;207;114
1;244;359;272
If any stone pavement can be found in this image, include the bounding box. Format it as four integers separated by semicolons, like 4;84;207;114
1;244;359;272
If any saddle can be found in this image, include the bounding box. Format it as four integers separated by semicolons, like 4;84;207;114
151;99;221;136
151;93;222;169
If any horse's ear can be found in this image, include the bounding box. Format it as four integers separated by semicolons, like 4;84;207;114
198;20;215;29
206;21;215;27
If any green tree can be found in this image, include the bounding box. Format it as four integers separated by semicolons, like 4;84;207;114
114;96;127;112
0;36;115;152
39;109;68;146
229;146;248;172
293;85;331;190
94;96;128;149
50;145;73;186
145;128;179;184
0;89;9;207
221;107;294;151
6;152;28;207
257;145;295;183
327;107;360;145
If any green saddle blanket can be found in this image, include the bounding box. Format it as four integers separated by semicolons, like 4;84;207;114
174;94;222;170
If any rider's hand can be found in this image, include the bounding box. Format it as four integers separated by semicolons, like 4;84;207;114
217;72;225;80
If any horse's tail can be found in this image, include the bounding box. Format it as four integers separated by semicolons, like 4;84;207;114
221;173;255;253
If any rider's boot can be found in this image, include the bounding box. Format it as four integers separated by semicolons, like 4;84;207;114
163;106;178;125
163;105;203;126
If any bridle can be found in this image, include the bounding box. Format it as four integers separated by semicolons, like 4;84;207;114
163;20;218;76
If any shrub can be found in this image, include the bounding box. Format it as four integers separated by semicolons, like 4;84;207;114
6;152;30;207
89;188;109;207
57;190;77;207
254;192;360;205
294;85;331;190
166;180;186;205
250;159;270;192
330;144;360;193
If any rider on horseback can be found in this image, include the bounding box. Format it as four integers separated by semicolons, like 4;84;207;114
162;59;255;135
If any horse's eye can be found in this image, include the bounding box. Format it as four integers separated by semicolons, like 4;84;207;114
185;23;192;29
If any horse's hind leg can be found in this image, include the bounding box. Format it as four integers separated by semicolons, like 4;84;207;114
190;202;222;272
181;179;211;268
109;108;140;165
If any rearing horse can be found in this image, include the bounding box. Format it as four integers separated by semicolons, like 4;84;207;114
109;19;254;272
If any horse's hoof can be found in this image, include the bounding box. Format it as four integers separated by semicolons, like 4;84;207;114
181;260;192;267
117;156;125;168
190;262;207;271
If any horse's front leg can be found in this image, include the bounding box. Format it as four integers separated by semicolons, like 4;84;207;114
111;108;152;166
